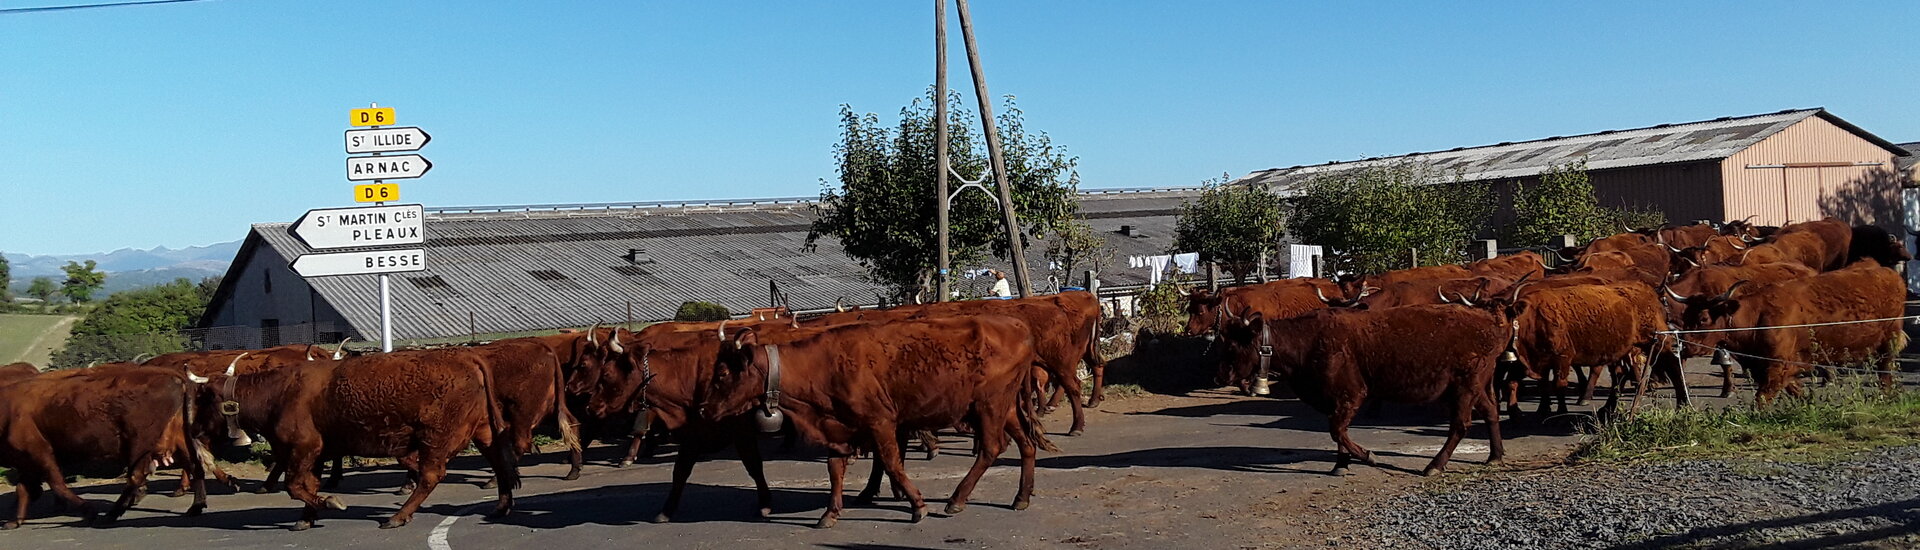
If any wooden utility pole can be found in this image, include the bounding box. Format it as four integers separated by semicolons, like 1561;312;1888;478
933;0;952;302
954;0;1034;297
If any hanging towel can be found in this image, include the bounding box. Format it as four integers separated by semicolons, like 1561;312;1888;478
1172;252;1200;274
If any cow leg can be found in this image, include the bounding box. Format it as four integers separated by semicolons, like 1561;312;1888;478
1058;369;1088;437
322;456;344;490
919;429;941;460
1719;362;1737;398
1086;360;1108;409
868;426;926;522
947;408;1013;516
618;432;645;468
258;458;286;494
21;452;90;523
382;455;447;529
478;438;518;519
1327;400;1371;476
105;455;157;523
283;445;341;532
1501;366;1525;417
6;473;40;530
1577;364;1604;405
651;444;701;523
816;455;848;529
1423;391;1474;476
732;429;773;518
1480;388;1505;465
854;432;910;505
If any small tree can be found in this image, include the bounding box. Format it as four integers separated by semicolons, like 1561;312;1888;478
1505;160;1608;246
1287;162;1494;276
60;260;106;303
26;277;59;303
673;301;731;322
1044;218;1113;286
1173;175;1286;283
0;252;10;301
51;278;207;369
808;90;1080;298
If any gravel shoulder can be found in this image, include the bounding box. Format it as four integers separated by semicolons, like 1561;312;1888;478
1357;445;1920;550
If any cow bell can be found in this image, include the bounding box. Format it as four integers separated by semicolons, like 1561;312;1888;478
1711;348;1733;366
1501;350;1519;363
229;426;253;447
1251;377;1271;396
755;407;785;433
1204;332;1217;342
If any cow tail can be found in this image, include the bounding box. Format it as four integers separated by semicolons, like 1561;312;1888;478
1019;364;1060;453
550;357;582;453
477;359;505;436
179;377;209;510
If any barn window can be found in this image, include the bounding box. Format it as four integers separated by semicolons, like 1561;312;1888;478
263;269;272;294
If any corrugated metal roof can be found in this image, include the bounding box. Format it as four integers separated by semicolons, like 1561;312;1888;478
233;187;1206;340
1897;141;1918;176
1233;108;1877;195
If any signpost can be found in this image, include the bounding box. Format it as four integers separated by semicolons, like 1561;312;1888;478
290;249;427;277
345;127;430;154
290;204;424;250
354;183;400;203
346;154;432;181
288;102;434;352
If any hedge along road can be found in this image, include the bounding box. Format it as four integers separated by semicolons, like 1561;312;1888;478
0;363;1737;549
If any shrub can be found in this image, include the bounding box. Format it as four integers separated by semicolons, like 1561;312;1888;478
674;301;731;322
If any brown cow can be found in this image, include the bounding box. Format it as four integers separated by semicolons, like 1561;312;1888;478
1735;230;1835;272
465;339;581;489
1218;305;1506;476
1655;223;1720;249
819;292;1105;434
1183;279;1343;395
1776;219;1853;271
195;348;519;530
1358;275;1518;310
1675;235;1752;268
0;365;208;528
1574;242;1672;286
1466;251;1549;282
158;345;333;494
1584;232;1654;255
1673;261;1907;403
1478;282;1669;416
699;316;1054;528
1848;225;1912;268
1664;262;1818;397
579;323;774;523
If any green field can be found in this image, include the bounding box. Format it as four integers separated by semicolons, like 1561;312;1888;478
0;313;79;367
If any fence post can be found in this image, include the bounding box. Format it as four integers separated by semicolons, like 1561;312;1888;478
1206;262;1219;291
1256;251;1270;283
468;311;476;344
626;301;634;331
1311;254;1326;279
1085;270;1098;295
1472;239;1498;261
1410;247;1419;268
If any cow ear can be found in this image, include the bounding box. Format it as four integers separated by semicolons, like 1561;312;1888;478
1708;299;1741;320
1508;301;1528;317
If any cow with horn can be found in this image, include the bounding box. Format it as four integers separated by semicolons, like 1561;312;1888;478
1671;260;1907;403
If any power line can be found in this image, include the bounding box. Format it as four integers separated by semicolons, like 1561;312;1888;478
0;0;213;14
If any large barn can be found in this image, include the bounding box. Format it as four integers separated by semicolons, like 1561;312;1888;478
1236;108;1911;230
197;187;1205;347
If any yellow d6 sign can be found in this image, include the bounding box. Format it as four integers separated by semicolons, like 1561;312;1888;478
350;107;395;127
354;183;400;203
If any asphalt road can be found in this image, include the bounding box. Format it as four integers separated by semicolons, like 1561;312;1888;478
0;361;1736;549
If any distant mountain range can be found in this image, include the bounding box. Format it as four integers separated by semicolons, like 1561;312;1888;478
6;241;240;296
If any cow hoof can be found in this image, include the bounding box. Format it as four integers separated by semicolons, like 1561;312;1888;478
758;507;772;518
1330;466;1350;477
1422;467;1443;477
944;502;966;515
379;520;405;529
650;513;671;524
323;496;347;511
250;485;272;495
1067;429;1084;437
1;521;18;530
615;460;632;469
186;504;206;517
910;506;928;523
290;520;313;532
1085;400;1102;409
561;472;581;482
1013;499;1030;511
481;478;497;490
168;488;187;498
814;515;838;529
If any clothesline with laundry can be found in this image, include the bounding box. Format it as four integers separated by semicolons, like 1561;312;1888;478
1125;252;1200;284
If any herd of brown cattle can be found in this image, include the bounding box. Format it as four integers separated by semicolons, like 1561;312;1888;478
0;292;1103;531
1188;217;1912;477
0;218;1909;531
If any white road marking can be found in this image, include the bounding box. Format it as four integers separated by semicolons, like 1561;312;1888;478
427;503;486;550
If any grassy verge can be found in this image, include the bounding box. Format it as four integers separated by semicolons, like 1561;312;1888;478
0;313;78;365
1574;380;1920;463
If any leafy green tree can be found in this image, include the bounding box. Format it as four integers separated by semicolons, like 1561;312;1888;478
0;252;11;301
808;89;1080;297
1043;218;1113;287
51;278;208;369
60;260;106;303
673;301;731;322
26;277;59;303
1505;160;1607;246
1287;161;1495;276
1174;175;1287;283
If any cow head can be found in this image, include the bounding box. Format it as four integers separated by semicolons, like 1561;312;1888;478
1183;289;1226;339
701;326;781;432
1215;313;1271;395
192;353;255;448
1672;281;1746;335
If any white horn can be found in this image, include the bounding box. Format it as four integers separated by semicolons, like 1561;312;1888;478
717;319;728;339
1666;287;1686;302
1438;287;1451;303
608;329;626;354
305;346;317;361
586;322;602;347
333;338;352;360
225;353;248;377
186;368;209;384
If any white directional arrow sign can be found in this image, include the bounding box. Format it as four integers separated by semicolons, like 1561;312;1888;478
346;154;432;181
291;204;424;250
291;249;427;278
345;127;431;154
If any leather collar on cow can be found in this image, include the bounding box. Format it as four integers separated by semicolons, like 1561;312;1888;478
755;345;785;433
632;350;656;436
219;370;251;446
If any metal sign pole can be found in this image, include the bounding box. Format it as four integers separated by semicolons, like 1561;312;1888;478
370;102;394;352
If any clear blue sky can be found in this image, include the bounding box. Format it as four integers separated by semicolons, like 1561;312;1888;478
3;1;1915;255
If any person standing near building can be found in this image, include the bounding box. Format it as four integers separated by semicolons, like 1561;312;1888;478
989;270;1012;298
